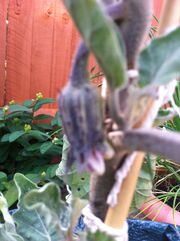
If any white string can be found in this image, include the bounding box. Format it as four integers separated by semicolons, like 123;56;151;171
127;69;139;79
82;205;128;241
107;152;137;207
65;185;72;204
143;79;177;128
101;77;108;99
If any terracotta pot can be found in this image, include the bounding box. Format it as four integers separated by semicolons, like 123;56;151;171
140;194;180;225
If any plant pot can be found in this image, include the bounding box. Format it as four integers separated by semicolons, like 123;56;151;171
140;194;180;225
74;216;180;241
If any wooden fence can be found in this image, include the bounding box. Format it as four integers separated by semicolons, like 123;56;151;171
0;0;164;110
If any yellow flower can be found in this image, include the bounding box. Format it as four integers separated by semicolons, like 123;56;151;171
13;118;20;124
41;172;46;178
52;137;59;145
9;100;15;105
24;124;31;133
36;92;43;100
2;105;9;113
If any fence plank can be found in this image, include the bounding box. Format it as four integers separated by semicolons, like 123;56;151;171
6;0;34;103
5;0;164;108
0;0;8;106
153;0;164;26
6;0;80;107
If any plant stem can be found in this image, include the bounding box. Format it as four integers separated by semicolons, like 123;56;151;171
121;128;180;165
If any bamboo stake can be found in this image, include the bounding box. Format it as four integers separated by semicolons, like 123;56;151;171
105;101;153;229
105;1;180;229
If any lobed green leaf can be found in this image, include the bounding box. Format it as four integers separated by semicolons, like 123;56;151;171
138;27;180;87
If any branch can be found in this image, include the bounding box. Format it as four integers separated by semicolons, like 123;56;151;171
117;128;180;164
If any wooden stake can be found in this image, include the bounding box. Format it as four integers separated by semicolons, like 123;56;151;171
105;152;145;228
105;100;154;229
105;0;180;229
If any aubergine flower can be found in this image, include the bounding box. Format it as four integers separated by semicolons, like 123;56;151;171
58;42;112;175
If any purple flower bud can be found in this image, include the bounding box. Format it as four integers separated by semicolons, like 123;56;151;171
58;42;112;175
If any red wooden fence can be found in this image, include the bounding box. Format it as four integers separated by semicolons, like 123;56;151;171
0;0;8;106
0;0;164;110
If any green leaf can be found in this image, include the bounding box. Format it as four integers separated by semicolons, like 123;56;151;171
0;173;7;191
172;116;180;132
24;183;69;219
0;193;14;225
65;0;127;89
138;27;180;87
43;145;62;156
0;172;7;182
23;100;34;108
0;123;5;128
13;174;70;241
1;134;10;142
33;114;53;120
51;112;61;127
40;142;54;154
26;130;49;141
4;181;18;208
46;164;59;178
25;143;42;152
0;228;24;241
87;231;115;241
33;98;55;112
9;105;30;113
0;193;24;241
5;112;32;121
9;131;25;142
24;183;70;240
173;81;180;107
33;123;53;130
131;154;155;213
57;136;90;198
0;144;10;163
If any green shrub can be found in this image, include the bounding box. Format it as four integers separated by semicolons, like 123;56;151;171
0;94;63;207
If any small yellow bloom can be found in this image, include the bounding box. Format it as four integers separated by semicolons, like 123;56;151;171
13;118;20;124
41;172;46;178
36;92;43;100
52;137;59;145
9;100;15;105
24;124;31;133
2;105;9;113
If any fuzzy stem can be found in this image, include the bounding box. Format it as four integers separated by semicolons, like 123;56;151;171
123;128;180;164
70;41;89;86
109;128;180;165
106;2;125;21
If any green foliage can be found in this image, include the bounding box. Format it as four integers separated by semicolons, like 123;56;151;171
130;155;155;213
138;27;180;87
0;174;113;241
57;136;90;199
64;0;127;89
0;95;63;207
13;174;69;241
87;231;114;241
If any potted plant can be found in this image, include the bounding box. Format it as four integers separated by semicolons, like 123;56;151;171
57;0;180;239
0;0;180;240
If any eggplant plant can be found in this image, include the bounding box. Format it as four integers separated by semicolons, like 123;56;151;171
58;0;180;234
1;0;180;240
